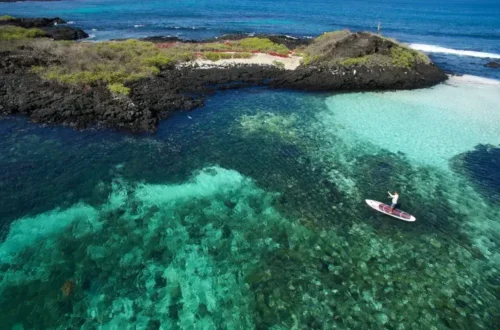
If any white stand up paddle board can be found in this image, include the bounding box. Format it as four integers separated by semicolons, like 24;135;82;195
365;199;416;222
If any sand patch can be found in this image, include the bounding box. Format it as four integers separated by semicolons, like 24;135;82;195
183;52;303;70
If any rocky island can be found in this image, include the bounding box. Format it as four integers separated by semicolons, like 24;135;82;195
0;16;447;132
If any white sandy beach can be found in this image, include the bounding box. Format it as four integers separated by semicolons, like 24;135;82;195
184;52;303;70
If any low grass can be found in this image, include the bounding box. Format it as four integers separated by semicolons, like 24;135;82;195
22;37;287;94
202;51;253;61
203;51;234;61
338;47;430;68
30;39;172;94
160;38;288;56
301;29;430;68
339;56;370;66
233;37;289;55
315;30;350;43
302;30;350;64
108;83;130;95
0;25;46;41
0;15;15;21
390;45;430;68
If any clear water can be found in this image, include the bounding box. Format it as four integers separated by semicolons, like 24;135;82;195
1;0;500;78
1;0;500;328
1;81;500;328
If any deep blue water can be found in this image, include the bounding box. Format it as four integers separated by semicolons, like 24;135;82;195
1;0;500;78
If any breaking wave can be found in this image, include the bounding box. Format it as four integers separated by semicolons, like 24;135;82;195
409;43;500;59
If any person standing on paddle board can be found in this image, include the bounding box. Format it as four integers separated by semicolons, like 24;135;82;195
388;191;399;213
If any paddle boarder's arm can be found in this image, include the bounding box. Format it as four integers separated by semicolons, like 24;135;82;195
388;191;394;198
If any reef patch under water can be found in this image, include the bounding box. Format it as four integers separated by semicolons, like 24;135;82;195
0;86;499;329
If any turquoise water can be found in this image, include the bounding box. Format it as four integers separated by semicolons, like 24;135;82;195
1;80;500;328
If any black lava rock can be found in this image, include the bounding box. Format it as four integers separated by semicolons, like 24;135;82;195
0;17;88;40
485;61;500;69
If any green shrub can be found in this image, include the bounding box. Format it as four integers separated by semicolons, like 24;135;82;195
0;15;15;21
234;37;289;55
339;56;369;66
301;54;320;66
0;25;46;41
390;46;429;68
108;83;130;95
203;52;233;61
198;42;232;51
141;53;172;68
272;60;285;69
161;48;195;62
233;52;253;59
31;39;177;95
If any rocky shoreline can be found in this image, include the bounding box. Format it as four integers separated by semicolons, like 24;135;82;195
0;18;447;132
0;17;88;40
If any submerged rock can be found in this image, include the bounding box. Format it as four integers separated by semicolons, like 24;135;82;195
485;61;500;69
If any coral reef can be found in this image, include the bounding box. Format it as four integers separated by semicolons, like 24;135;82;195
239;112;299;140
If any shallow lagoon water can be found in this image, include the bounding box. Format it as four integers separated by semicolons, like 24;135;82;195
323;77;500;169
0;82;499;329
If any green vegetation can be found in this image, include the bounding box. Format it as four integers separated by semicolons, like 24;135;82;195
194;38;289;55
301;30;430;69
235;52;253;59
0;25;46;41
202;51;253;61
300;54;319;66
339;56;370;66
108;83;130;95
162;38;288;56
203;51;234;61
31;39;172;94
316;30;350;43
390;45;430;67
197;42;232;51
234;37;289;55
0;15;15;21
22;37;285;95
272;60;285;69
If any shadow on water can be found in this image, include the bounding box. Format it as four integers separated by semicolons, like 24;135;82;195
451;143;500;203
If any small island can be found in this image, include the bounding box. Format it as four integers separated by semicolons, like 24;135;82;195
0;16;447;132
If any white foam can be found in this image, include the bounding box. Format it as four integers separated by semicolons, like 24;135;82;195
134;24;144;28
447;74;500;86
409;43;500;59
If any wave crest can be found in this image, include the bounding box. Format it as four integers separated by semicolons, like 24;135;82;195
409;43;500;59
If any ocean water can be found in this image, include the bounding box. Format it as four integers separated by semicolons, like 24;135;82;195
1;81;500;328
1;0;500;78
1;0;500;328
